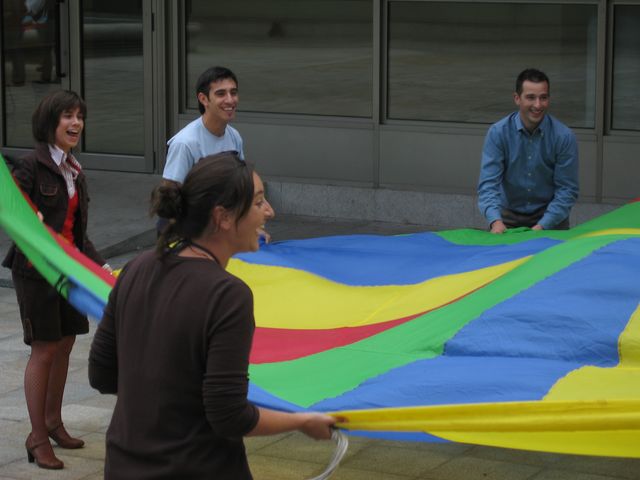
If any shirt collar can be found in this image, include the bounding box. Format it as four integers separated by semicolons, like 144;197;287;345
514;112;549;137
48;144;67;166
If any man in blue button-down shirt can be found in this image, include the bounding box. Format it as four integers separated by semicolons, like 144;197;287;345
477;69;579;234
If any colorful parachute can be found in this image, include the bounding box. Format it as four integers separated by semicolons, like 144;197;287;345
1;155;639;458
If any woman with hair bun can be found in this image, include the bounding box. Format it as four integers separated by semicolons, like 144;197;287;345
89;151;335;479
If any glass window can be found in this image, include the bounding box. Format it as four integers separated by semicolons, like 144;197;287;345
81;0;144;154
611;5;640;131
2;0;62;147
185;0;373;117
387;2;598;128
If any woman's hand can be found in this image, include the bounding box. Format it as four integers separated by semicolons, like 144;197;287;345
299;412;337;440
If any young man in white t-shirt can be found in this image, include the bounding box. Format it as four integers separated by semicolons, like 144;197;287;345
160;66;273;240
162;66;244;185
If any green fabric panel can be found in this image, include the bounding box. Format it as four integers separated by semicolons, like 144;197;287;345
250;234;625;407
438;202;640;246
0;156;110;302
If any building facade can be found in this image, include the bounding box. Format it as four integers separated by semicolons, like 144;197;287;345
1;0;638;227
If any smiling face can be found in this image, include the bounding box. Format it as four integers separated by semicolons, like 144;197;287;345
198;78;239;131
54;107;84;153
514;80;550;132
233;172;274;253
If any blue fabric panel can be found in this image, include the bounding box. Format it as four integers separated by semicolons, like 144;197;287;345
446;238;640;366
311;356;579;412
237;234;560;286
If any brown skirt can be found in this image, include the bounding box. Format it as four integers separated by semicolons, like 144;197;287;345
12;273;88;345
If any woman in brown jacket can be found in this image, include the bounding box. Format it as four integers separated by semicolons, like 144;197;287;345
2;90;107;469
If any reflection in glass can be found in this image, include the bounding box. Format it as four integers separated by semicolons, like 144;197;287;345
185;0;373;117
82;0;144;154
612;6;640;131
388;2;597;127
2;0;61;147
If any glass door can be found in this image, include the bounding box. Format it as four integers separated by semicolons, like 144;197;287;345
1;0;69;149
1;0;154;172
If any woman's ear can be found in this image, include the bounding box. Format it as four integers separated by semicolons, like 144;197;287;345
211;205;233;232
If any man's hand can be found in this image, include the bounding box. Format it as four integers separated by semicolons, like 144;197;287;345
531;224;544;231
490;219;506;234
258;227;271;245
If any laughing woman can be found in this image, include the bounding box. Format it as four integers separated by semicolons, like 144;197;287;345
2;90;107;469
89;152;336;479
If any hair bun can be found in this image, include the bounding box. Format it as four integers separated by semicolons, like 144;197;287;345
150;182;184;221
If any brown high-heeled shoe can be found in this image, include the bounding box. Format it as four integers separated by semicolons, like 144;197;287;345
25;433;64;469
48;423;85;449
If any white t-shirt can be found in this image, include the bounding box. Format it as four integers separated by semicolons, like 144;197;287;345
162;117;244;183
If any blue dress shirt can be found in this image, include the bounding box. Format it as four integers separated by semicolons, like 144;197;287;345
477;112;579;229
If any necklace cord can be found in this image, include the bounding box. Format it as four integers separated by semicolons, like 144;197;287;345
187;240;219;264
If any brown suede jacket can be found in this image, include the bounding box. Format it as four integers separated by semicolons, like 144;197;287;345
2;143;104;279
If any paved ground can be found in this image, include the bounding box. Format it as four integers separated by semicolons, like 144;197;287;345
1;170;639;479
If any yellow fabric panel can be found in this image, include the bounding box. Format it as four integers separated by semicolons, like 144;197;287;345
577;228;640;239
620;303;640;366
332;399;640;458
543;367;640;401
544;303;640;401
227;257;527;329
436;430;640;458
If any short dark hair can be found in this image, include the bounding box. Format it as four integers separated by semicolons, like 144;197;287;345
515;69;550;95
32;90;87;145
151;151;254;256
195;66;238;114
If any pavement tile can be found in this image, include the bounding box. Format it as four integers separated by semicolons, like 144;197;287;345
375;438;473;456
57;433;106;462
341;443;452;477
0;289;17;303
422;455;541;480
248;454;325;480
0;338;27;356
244;432;291;454
0;456;103;480
77;473;104;480
0;420;26;467
256;431;368;464
59;405;114;433
530;469;628;480
72;393;116;412
329;466;413;480
0;360;25;392
553;456;640;480
0;390;28;422
469;444;566;467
